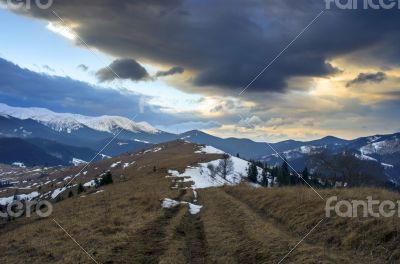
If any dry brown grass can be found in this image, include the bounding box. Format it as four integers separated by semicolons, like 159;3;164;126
0;141;218;264
0;141;398;263
217;185;400;263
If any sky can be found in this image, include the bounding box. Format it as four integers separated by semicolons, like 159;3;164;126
0;0;400;142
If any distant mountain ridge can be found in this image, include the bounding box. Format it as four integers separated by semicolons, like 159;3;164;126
0;103;176;152
0;103;398;183
177;130;351;159
0;103;159;134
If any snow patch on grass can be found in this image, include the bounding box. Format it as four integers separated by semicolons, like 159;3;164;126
144;147;163;154
168;156;250;189
0;191;40;205
195;145;225;154
110;161;122;168
51;187;66;199
123;161;135;169
72;158;88;166
161;198;203;215
188;203;202;215
161;198;181;209
63;176;72;181
83;180;97;187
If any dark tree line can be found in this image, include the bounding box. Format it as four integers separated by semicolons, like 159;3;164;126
307;150;388;188
247;161;270;187
245;149;393;190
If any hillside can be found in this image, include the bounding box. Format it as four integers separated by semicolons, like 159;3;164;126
0;138;66;167
0;138;105;167
26;138;100;164
0;141;399;263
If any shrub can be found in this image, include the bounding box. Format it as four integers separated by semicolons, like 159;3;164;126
100;172;113;186
77;183;85;194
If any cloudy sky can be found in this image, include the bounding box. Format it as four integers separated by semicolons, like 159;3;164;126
0;0;399;142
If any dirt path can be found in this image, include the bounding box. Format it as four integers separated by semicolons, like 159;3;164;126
181;213;207;264
199;188;381;264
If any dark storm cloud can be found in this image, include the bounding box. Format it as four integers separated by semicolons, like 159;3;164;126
0;57;165;122
95;58;149;82
5;0;400;94
346;72;387;87
155;66;184;78
0;57;237;131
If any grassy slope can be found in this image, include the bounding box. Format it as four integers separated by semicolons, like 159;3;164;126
0;141;399;263
201;186;400;263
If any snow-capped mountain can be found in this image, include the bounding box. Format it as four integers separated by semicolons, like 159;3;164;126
0;103;159;134
0;103;178;157
257;132;400;184
359;136;400;157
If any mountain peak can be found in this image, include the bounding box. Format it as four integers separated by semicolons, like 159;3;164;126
320;135;342;140
0;103;159;134
179;130;209;137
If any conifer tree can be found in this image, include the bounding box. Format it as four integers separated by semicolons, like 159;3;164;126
301;167;309;185
277;160;291;186
247;161;258;183
77;183;85;194
261;167;269;186
100;172;113;186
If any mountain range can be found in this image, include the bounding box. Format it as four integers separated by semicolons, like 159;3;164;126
0;103;399;183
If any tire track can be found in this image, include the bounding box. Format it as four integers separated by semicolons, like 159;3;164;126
164;173;207;264
200;188;368;264
180;213;207;264
221;189;381;264
108;206;182;264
